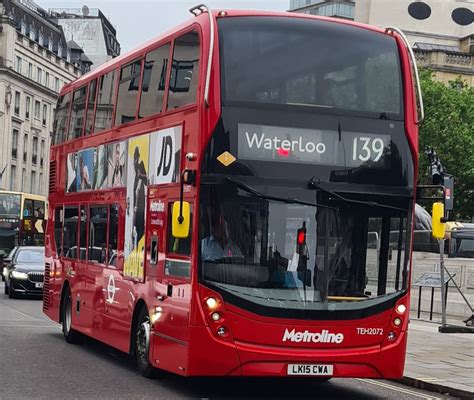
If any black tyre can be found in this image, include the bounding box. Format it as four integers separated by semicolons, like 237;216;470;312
4;281;9;295
8;284;15;298
61;287;82;344
135;307;156;378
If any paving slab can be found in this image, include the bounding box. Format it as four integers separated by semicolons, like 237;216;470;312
402;319;474;399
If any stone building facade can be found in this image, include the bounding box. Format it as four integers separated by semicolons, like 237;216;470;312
0;0;91;195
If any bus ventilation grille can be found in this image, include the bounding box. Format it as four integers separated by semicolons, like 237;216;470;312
43;262;51;311
48;160;56;194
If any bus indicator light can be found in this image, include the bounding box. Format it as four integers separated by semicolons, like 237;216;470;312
393;317;402;327
206;297;218;310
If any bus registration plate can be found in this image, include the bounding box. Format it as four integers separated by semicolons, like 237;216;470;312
287;364;333;376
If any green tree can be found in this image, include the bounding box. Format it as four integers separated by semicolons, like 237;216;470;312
418;69;474;220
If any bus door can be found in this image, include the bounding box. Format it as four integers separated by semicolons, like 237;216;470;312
149;193;192;374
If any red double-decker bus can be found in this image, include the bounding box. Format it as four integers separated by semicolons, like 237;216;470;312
44;5;424;379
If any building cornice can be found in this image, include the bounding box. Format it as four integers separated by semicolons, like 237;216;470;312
0;66;59;99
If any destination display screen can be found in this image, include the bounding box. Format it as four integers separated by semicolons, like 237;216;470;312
238;123;391;168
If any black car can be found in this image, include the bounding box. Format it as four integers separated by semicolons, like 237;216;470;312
4;246;45;298
1;246;19;282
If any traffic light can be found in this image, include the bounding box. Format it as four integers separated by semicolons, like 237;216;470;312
425;148;444;185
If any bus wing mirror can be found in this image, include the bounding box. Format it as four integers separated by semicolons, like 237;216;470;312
172;201;190;239
432;202;446;240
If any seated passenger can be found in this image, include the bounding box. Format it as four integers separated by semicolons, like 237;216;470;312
201;213;243;262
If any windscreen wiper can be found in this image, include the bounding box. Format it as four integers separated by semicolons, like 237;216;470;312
308;177;408;212
226;177;333;209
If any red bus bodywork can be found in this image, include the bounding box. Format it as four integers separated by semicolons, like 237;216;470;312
44;9;419;379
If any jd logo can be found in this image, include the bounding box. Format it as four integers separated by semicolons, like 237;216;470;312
150;127;182;185
156;136;173;178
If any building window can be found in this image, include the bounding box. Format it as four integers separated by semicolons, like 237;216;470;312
29;27;35;41
139;44;170;119
21;21;26;35
115;58;142;126
22;168;26;191
39;172;43;194
30;171;36;193
23;133;28;162
55;77;60;92
15;56;22;73
167;31;200;110
42;104;48;126
48;38;53;52
12;129;18;159
14;92;20;115
58;43;63;58
94;69;118;133
37;68;42;85
40;139;45;167
34;100;40;119
45;72;50;88
39;32;44;46
10;166;16;191
32;136;38;165
28;63;33;78
25;96;30;119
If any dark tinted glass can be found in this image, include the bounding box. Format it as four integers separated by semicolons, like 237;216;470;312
16;248;44;263
218;17;403;116
89;206;107;263
79;205;87;260
68;85;87;140
63;206;78;259
115;59;142;125
94;70;118;133
139;44;170;118
108;204;119;266
167;31;200;110
85;79;97;135
52;93;71;144
54;207;63;256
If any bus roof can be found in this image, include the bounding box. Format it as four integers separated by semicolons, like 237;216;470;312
0;190;46;201
60;9;391;95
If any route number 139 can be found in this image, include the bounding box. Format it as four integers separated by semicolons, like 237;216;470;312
352;136;385;162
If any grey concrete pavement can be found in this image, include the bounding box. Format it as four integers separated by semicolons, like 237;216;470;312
404;319;474;399
0;282;458;399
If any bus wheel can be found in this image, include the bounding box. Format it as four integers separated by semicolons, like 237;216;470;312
61;287;82;344
135;307;155;378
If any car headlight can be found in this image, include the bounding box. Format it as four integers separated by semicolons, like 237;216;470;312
2;267;6;277
11;270;28;280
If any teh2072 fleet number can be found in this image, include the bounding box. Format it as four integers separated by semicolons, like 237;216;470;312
356;328;384;335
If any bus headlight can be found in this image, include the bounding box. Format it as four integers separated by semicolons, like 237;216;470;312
393;317;402;327
205;297;218;310
11;271;28;280
396;304;407;314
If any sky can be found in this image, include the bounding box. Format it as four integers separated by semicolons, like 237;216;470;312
39;0;289;53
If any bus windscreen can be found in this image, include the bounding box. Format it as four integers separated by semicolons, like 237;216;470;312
218;17;403;118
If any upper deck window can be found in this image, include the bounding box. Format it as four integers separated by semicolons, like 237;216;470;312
52;93;71;145
218;17;403;118
68;85;87;140
115;58;142;126
94;69;118;133
139;44;170;118
167;31;200;110
84;79;97;136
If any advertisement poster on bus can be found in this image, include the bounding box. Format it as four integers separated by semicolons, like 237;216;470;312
149;126;182;185
76;149;94;191
107;141;127;187
124;134;149;280
93;145;109;190
66;152;78;193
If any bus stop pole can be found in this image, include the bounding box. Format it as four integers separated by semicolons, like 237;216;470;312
439;239;447;327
